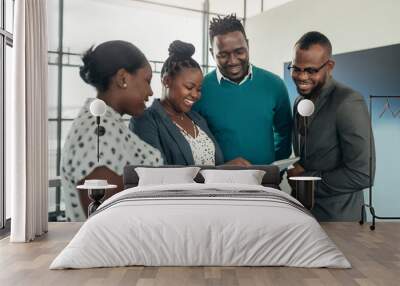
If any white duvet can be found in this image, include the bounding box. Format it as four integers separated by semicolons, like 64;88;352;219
50;183;351;269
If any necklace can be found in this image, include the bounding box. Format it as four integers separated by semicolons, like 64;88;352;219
192;120;198;138
161;100;185;121
163;105;197;138
165;109;184;121
174;119;198;139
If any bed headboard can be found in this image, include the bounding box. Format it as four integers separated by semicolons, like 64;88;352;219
123;165;281;189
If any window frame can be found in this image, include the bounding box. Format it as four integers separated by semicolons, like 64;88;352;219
0;0;14;234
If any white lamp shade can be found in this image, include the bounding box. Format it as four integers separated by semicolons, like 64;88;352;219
90;99;107;117
297;99;315;117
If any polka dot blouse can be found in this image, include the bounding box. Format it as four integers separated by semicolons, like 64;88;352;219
175;123;216;165
61;98;163;221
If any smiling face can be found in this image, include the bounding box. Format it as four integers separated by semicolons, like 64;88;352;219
123;63;153;116
164;67;203;113
291;44;334;96
211;31;249;83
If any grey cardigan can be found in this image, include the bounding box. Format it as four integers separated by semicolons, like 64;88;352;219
293;78;376;221
130;99;224;165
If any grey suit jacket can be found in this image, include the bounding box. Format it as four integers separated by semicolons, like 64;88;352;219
293;78;376;221
130;99;224;165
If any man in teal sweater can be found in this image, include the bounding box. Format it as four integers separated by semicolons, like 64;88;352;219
193;14;292;164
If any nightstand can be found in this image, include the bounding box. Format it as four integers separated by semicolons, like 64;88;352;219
77;180;117;216
288;176;321;210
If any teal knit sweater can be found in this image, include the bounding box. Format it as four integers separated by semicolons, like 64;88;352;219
193;66;292;164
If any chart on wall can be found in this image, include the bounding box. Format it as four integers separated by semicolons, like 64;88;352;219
284;43;400;219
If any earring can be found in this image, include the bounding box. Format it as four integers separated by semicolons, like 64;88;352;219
122;83;127;88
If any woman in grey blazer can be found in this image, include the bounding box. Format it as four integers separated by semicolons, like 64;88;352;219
130;40;250;166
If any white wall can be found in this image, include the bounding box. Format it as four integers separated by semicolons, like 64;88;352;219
246;0;400;77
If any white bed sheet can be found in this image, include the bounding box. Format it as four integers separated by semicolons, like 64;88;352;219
50;183;351;269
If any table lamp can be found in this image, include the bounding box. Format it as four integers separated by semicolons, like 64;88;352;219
89;99;107;162
297;99;315;162
289;99;319;210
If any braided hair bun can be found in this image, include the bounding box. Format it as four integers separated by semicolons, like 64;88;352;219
168;40;195;60
161;40;200;79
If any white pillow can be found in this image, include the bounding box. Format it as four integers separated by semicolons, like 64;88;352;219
135;167;201;186
200;169;266;185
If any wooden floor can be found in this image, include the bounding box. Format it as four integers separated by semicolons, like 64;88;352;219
0;222;399;286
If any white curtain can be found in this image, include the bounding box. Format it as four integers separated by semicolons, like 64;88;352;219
7;0;48;242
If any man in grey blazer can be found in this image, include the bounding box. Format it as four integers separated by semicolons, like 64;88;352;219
287;31;376;221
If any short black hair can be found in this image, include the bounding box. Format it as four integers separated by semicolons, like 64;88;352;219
161;40;201;80
209;14;246;45
80;40;148;92
295;31;332;56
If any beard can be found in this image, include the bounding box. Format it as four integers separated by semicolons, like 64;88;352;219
297;75;329;99
221;61;249;82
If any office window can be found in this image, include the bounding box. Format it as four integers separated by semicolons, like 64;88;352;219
0;38;3;229
142;0;204;11
47;0;59;52
262;0;293;12
5;0;13;33
1;0;14;230
246;0;263;18
209;0;244;17
5;44;11;220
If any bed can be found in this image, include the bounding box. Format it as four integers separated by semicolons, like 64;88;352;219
50;165;350;269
